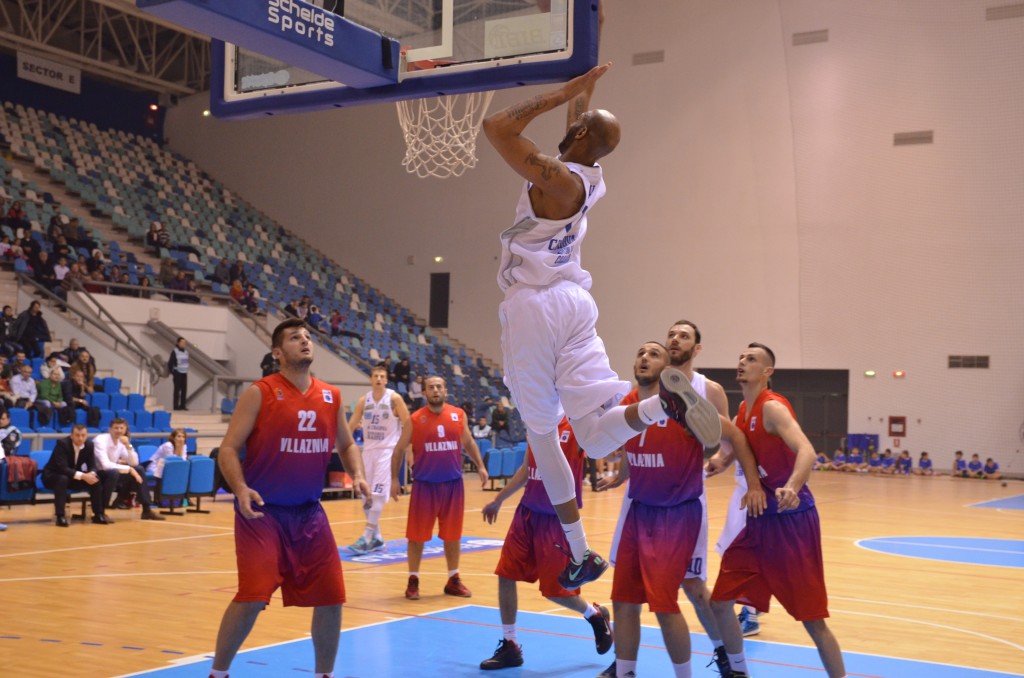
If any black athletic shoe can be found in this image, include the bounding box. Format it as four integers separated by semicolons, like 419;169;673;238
658;367;722;448
587;603;614;655
480;639;523;670
556;547;609;589
708;646;731;677
596;660;616;677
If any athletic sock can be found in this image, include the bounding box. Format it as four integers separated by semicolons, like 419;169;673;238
710;638;724;650
502;624;517;643
616;659;637;677
583;603;597;620
637;394;668;425
671;659;692;678
448;569;459;578
409;571;419;578
209;670;228;678
728;652;748;673
562;519;589;562
362;524;376;543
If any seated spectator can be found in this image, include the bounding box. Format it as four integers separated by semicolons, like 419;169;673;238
0;366;17;409
307;304;324;332
146;222;169;252
260;351;278;377
86;248;107;274
0;408;23;457
68;350;97;393
812;451;830;470
474;395;495;421
7;350;28;376
982;458;1002;480
952;450;968;478
137;276;153;299
40;354;67;381
243;283;261;313
10;363;49;425
490;400;510;440
294;298;309;319
968;453;984;478
51;235;72;261
896;450;913;475
92;418;165;520
41;424;114;527
393;357;411;388
880;449;896;474
228;279;246;305
913;451;935;476
111;272;134;297
82;269;107;294
167;270;190;302
158;257;178;286
63;369;101;428
283;299;299;317
846;446;867;473
4;200;29;230
0;235;11;258
57;337;88;366
37;368;73;427
471;416;492;442
147;429;189;479
227;259;247;285
53;256;70;283
867;451;883;473
210;258;230;285
33;251;58;292
0;305;21;355
830;448;846;471
59;260;85;297
408;374;424;409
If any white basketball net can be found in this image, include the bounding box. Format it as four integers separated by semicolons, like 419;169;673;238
395;91;495;179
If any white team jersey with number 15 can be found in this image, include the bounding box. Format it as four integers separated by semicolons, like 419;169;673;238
496;161;606;294
361;389;401;452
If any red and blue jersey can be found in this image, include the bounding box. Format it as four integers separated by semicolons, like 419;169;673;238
410;404;466;482
736;389;815;515
621;390;704;507
243;373;340;506
520;418;584;515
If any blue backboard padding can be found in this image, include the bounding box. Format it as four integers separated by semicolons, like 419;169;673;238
208;0;600;119
138;0;399;89
859;536;1024;568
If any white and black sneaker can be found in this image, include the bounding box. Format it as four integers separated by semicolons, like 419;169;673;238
659;367;722;448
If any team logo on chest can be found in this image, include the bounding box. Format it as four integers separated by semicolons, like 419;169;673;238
323;390;333;403
450;412;459;422
275;388;284;400
749;416;757;432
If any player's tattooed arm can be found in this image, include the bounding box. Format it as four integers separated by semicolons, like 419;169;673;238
507;95;548;121
526;152;560;183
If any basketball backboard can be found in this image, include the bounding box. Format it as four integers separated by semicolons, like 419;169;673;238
138;0;598;119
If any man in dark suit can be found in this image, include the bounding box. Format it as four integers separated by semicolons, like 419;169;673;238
41;424;115;527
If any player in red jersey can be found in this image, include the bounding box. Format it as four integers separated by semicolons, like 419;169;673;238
600;342;763;678
208;319;370;678
391;375;487;599
709;343;847;678
478;418;614;670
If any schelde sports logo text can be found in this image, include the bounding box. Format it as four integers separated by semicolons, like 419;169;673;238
267;0;335;47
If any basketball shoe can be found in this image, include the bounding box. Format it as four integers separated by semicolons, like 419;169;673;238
659;367;722;448
347;536;369;555
405;575;420;600
708;646;731;677
738;606;760;637
557;547;609;589
586;603;614;654
444;574;472;597
597;660;616;677
479;639;523;670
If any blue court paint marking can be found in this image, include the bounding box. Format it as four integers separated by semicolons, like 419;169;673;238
970;494;1024;510
338;536;503;564
123;605;1017;678
857;536;1024;568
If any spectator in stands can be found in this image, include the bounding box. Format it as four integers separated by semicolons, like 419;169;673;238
472;416;493;442
93;418;165;520
147;429;189;479
982;458;1002;480
137;276;153;299
5;236;27;262
228;279;246;306
86;248;107;275
58;337;87;366
4;200;28;230
0;235;11;259
210;258;230;285
393;357;411;390
168;336;190;411
490;400;510;442
168;270;190;302
51;235;72;261
82;269;106;293
283;299;299;317
146;222;169;252
227;259;247;285
12;300;51;358
32;251;58;293
184;278;202;303
47;217;64;242
10;363;48;425
294;297;309;319
0;408;22;456
968;453;984;478
63;369;100;428
259;351;278;377
243;283;261;314
307;304;324;332
158;257;177;286
41;424;113;527
474;395;495;421
40;355;66;381
68;350;96;393
0;363;17;409
0;305;21;355
113;272;134;297
37;368;73;427
53;255;70;283
7;350;28;376
408;374;424;409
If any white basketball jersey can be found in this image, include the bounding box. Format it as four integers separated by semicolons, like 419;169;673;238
497;161;606;294
360;389;401;452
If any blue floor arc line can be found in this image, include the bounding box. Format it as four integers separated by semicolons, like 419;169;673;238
857;536;1024;568
118;604;1020;678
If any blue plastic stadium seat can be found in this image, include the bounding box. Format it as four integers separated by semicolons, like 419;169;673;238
152;410;171;431
109;393;128;412
186;456;216;513
127;393;146;411
103;378;122;397
156;457;189;515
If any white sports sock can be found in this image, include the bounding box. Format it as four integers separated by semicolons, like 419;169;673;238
637;394;668;425
562;519;589;562
616;659;637;677
209;670;228;678
672;659;691;678
409;571;419;578
502;624;517;643
583;604;597;620
363;496;384;542
362;524;376;543
448;569;459;577
728;652;748;672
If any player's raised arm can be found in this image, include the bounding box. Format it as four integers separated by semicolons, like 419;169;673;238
217;385;265;519
565;1;605;130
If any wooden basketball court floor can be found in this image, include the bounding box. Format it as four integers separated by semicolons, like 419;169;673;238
1;471;1021;677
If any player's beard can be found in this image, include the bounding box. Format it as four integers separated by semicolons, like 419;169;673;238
635;374;658;387
670;349;693;367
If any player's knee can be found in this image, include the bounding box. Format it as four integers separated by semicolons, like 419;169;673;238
682;578;709;605
569;410;616;458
